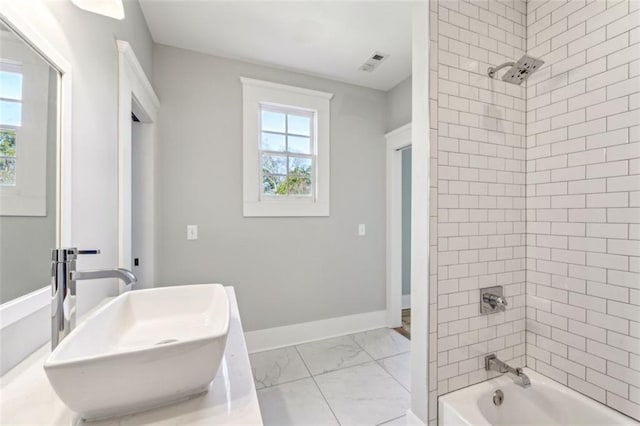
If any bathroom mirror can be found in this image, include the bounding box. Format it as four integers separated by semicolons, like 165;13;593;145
0;18;61;303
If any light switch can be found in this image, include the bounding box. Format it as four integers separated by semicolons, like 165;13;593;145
358;224;366;236
187;225;198;240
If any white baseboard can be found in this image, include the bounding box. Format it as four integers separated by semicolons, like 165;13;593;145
244;310;387;353
406;409;427;426
402;294;411;309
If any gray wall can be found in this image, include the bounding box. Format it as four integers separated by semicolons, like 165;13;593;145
401;147;411;297
41;0;154;315
153;44;388;331
385;75;411;132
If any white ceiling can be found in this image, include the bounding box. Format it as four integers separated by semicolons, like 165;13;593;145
138;1;413;91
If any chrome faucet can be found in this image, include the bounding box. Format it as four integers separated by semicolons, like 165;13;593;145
483;293;508;310
485;354;531;388
51;248;137;349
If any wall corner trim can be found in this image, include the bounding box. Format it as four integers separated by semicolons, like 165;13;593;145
406;409;427;426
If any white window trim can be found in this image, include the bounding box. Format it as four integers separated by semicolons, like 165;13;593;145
241;77;333;217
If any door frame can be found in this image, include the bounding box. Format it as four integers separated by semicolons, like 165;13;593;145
385;123;411;328
117;40;159;292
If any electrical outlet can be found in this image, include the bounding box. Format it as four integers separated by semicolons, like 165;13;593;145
358;224;366;236
187;225;198;240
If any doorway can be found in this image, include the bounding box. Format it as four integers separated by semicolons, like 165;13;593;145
399;146;412;339
385;123;411;334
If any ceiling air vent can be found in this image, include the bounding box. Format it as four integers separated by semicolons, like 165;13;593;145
359;51;389;72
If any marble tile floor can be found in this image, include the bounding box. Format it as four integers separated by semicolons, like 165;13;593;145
250;328;411;426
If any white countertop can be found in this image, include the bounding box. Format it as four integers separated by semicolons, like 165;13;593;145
0;287;263;425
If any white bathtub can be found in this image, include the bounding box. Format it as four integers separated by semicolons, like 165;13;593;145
438;368;637;425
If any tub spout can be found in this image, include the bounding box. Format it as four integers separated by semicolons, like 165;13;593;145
515;367;531;388
485;354;531;388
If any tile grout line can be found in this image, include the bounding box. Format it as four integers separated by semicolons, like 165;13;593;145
253;349;409;390
376;414;406;426
376;357;411;394
293;345;342;426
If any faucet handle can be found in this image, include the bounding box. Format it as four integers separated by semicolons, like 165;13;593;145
78;249;100;255
51;248;100;262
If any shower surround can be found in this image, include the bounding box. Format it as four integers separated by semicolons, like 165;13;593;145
525;0;639;420
430;0;640;423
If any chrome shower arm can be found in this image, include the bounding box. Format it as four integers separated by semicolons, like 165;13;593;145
487;62;516;78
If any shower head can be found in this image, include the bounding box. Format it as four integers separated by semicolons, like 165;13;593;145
487;55;544;85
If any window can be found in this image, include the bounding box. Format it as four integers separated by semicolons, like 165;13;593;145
241;78;332;217
0;66;22;186
260;106;314;197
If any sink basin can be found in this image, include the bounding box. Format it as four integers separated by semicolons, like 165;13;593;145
44;284;230;421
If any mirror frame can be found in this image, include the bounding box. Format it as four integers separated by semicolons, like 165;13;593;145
0;2;72;328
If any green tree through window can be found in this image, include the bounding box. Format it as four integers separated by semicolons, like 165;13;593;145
0;129;16;185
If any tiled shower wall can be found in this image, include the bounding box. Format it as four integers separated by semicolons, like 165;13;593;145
429;0;639;423
526;0;640;420
434;0;528;408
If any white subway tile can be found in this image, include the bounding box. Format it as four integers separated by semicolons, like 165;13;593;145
608;391;640;419
608;300;640;322
609;44;640;69
587;339;629;365
568;0;606;29
552;22;586;51
587;281;629;303
586;161;629;179
586;0;629;33
608;208;640;223
609;269;640;288
568;148;606;166
569;118;607;138
588;310;630;334
586;369;629;398
568;27;606;56
569;236;607;253
607;75;640;100
552;80;586;103
607;175;640;192
568;375;607;403
586;192;629;208
609;239;640;256
586;97;628;120
587;32;629;63
608;330;640;356
568;87;606;111
606;8;640;38
586;128;628;149
587;223;629;239
569;319;606;343
609;110;640;131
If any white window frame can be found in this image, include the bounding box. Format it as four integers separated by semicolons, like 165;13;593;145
241;77;333;217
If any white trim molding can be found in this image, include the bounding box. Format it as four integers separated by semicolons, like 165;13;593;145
244;310;387;354
410;1;430;424
241;77;333;217
116;40;159;292
386;123;411;328
406;409;427;426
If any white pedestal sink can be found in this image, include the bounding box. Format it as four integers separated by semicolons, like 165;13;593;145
44;284;230;421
